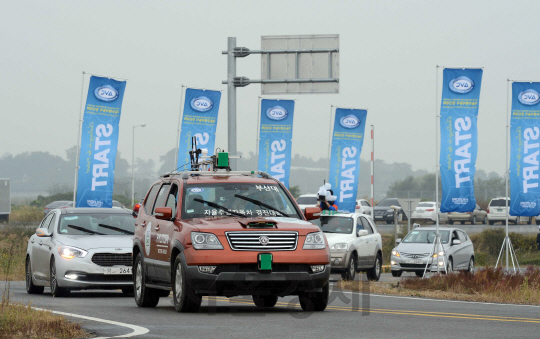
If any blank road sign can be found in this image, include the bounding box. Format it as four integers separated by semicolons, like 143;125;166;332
261;34;339;95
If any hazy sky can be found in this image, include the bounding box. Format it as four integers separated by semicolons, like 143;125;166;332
2;1;540;176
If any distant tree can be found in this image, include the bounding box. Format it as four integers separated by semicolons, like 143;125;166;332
289;186;301;198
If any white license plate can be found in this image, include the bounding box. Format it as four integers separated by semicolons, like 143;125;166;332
406;260;422;264
497;209;503;212
375;216;383;219
103;267;132;275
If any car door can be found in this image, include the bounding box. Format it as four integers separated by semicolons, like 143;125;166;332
34;212;57;281
458;231;473;267
361;217;377;266
354;217;370;267
151;183;177;282
449;230;466;268
30;213;54;281
140;183;161;278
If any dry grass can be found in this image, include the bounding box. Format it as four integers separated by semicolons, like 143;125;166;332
0;302;88;339
0;228;30;281
8;206;43;223
337;267;540;305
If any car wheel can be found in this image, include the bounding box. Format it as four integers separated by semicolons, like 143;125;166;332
299;282;329;312
445;258;453;274
366;253;382;281
26;257;44;294
341;254;357;281
527;217;532;225
482;216;487;225
391;270;402;277
466;257;474;273
513;218;519;225
472;216;477;224
253;295;278;308
134;253;160;308
172;254;201;312
489;220;494;225
50;258;69;297
415;271;424;277
448;219;454;225
536;219;540;226
459;221;464;225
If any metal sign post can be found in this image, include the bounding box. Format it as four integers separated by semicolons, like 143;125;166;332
398;198;421;233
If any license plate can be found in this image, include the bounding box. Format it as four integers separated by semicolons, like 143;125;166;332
497;209;503;212
103;267;132;275
258;253;272;271
406;260;422;264
375;216;383;219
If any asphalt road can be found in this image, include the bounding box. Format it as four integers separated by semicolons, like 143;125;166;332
5;273;540;339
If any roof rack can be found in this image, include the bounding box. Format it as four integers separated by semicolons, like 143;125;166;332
160;170;273;180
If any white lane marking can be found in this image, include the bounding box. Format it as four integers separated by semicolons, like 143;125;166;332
336;289;540;309
32;306;149;339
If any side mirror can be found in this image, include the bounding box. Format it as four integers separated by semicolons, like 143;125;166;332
357;229;368;237
413;223;420;229
304;207;321;221
132;203;141;218
396;238;402;244
452;239;462;245
155;207;173;220
36;229;51;237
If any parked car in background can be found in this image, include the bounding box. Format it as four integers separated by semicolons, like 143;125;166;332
313;212;382;281
448;204;487;225
296;194;318;211
43;201;73;217
390;226;475;277
411;202;447;224
356;199;372;215
373;198;407;223
112;200;126;209
487;197;531;225
26;208;135;297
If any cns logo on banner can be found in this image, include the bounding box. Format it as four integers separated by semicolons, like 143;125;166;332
177;88;222;168
257;99;295;188
439;68;483;213
329;108;367;213
510;82;540;216
76;76;127;208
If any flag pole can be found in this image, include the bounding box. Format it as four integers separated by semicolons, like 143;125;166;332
72;71;86;206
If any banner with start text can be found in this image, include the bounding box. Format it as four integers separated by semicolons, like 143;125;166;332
258;99;295;188
76;76;127;208
329;108;367;213
177;88;221;168
510;82;540;216
439;68;482;213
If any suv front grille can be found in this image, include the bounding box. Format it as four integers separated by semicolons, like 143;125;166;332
225;231;298;251
92;253;132;267
214;264;311;274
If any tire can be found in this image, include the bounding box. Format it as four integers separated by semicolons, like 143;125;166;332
134;253;160;308
466;257;474;273
513;218;519;225
448;219;454;225
50;258;69;297
341;254;357;281
445;258;453;274
391;270;402;277
472;216;477;225
482;216;487;225
26;257;44;294
366;253;382;281
172;255;201;313
536;219;540;226
527;217;532;225
299;282;329;312
459;221;464;225
252;295;278;308
415;271;424;277
489;220;494;225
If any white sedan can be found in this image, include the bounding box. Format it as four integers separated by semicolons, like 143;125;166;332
412;202;448;224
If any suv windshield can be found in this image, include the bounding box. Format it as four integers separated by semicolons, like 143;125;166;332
402;230;450;244
297;196;317;205
490;199;510;207
59;214;135;235
312;216;353;234
376;199;398;207
182;183;301;219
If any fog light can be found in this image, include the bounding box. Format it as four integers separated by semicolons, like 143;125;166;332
65;274;78;280
391;261;396;265
311;265;325;273
198;266;216;274
332;258;341;265
438;262;445;266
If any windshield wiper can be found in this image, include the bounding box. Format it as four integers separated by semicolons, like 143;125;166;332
67;225;105;235
234;194;288;217
193;198;246;218
98;224;134;235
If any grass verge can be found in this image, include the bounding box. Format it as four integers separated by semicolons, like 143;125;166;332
337;267;540;305
0;227;32;281
0;302;88;339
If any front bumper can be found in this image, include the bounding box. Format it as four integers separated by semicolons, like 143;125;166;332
390;255;446;272
184;263;331;297
329;251;350;270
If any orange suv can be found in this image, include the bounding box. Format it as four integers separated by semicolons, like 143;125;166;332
132;170;330;312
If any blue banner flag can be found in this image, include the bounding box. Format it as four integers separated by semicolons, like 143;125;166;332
439;68;483;213
328;108;367;213
76;76;127;208
177;88;221;168
510;82;540;216
258;99;295;188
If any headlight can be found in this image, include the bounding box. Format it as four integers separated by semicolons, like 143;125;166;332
391;249;400;257
303;231;326;249
432;251;444;258
330;243;348;251
191;232;224;250
58;245;87;259
387;209;393;213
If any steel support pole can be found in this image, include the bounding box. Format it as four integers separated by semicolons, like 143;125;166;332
73;72;86;206
506;79;510;271
174;85;185;170
371;125;374;218
435;65;441;273
131;125;135;208
227;37;237;170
